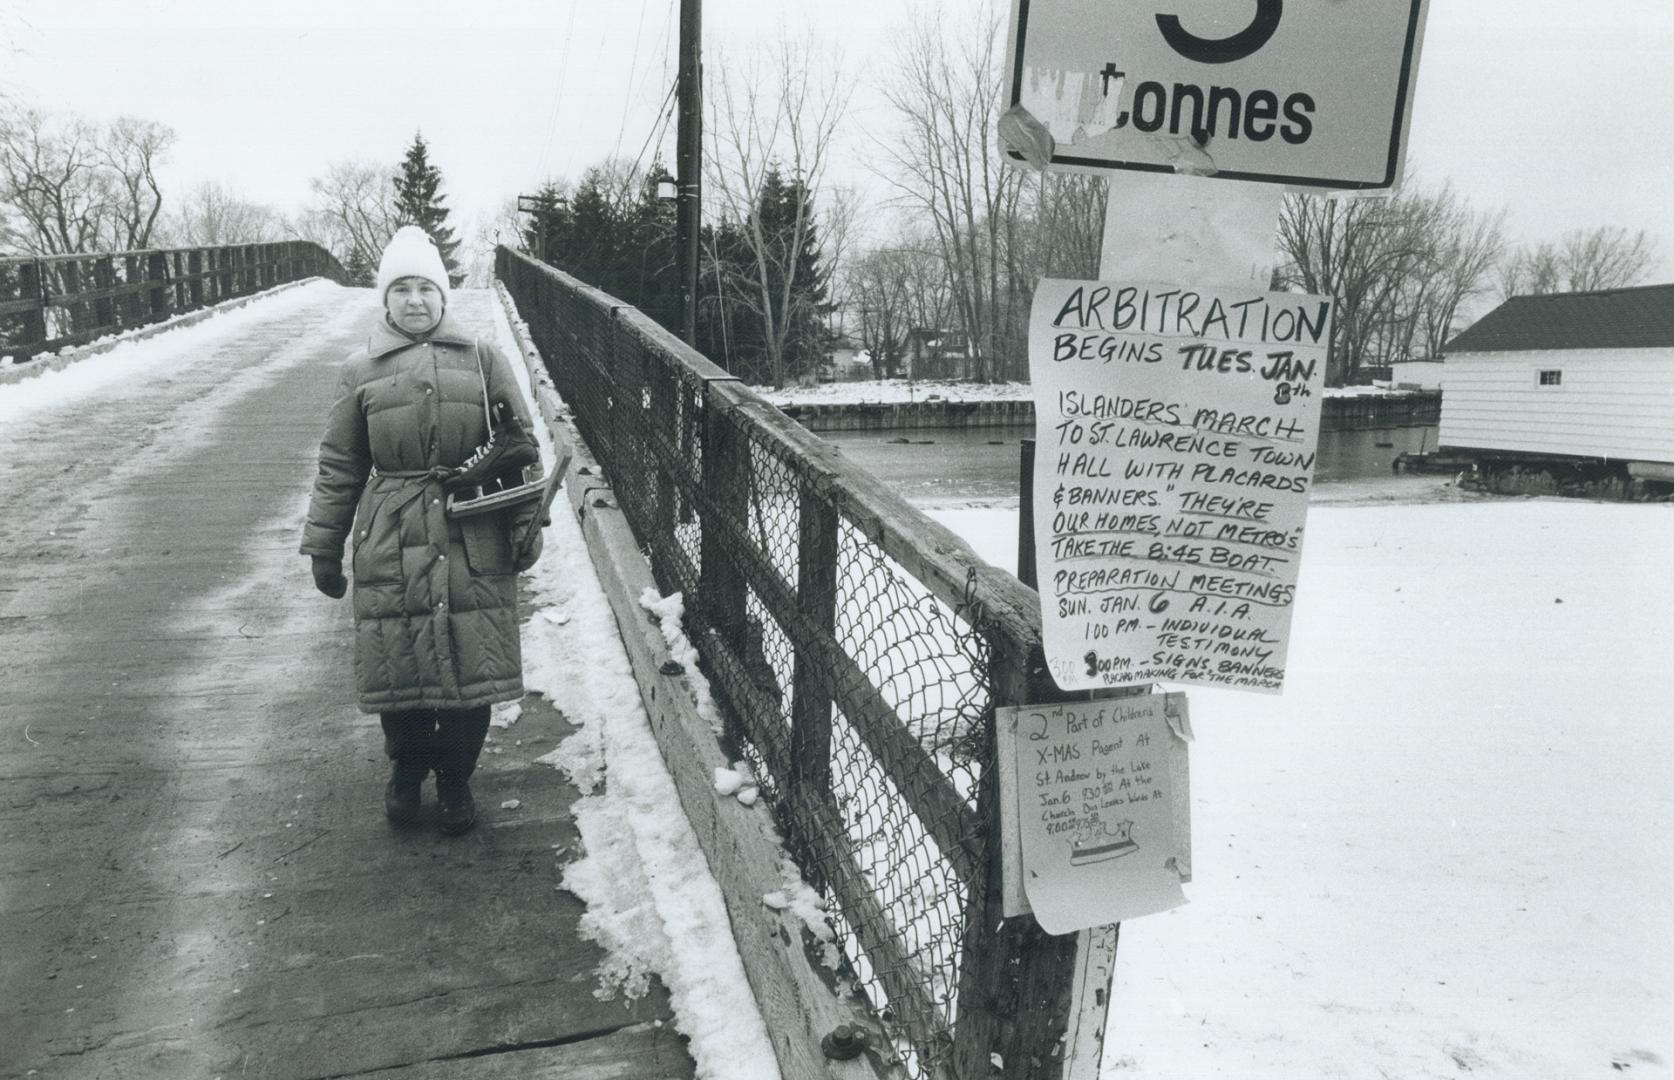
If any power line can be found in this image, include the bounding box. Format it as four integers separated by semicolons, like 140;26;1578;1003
628;80;679;183
612;0;655;162
536;0;582;181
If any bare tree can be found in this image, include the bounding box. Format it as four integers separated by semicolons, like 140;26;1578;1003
994;171;1106;365
100;116;175;249
704;36;850;386
462;196;527;287
846;227;958;378
162;180;290;247
1561;226;1657;291
1404;184;1507;360
0;105;111;255
1498;226;1659;298
875;0;1020;382
1496;241;1562;299
846;245;916;378
1277;190;1433;382
1279;181;1511;375
819;182;860;335
0;107;183;255
302;160;399;278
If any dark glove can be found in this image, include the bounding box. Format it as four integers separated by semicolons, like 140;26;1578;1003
510;511;544;572
311;555;348;599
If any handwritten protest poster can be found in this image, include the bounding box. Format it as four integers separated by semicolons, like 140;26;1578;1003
1029;278;1332;693
997;694;1191;933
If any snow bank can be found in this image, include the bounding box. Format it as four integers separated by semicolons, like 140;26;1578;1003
0;280;343;426
753;377;1428;408
752;378;1032;407
484;292;781;1080
928;499;1674;1079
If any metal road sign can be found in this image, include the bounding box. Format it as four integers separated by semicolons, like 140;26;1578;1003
1004;0;1430;190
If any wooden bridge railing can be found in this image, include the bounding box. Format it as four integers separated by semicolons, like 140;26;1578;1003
0;241;346;364
497;245;1091;1079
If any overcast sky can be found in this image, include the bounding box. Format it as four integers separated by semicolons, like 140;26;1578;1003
3;0;1671;271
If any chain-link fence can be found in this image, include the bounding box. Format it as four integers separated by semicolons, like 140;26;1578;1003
497;247;1085;1079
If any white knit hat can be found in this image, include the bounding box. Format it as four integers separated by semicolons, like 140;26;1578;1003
376;225;450;302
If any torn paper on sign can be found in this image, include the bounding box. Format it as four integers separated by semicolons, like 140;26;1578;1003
1018;66;1124;146
1098;170;1285;287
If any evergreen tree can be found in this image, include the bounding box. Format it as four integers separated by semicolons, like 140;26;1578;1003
343;244;375;288
538;162;678;333
521;182;570;266
392;133;463;286
697;169;833;384
759;170;835;380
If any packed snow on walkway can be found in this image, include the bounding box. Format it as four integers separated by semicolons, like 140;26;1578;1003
933;498;1673;1079
485;296;782;1080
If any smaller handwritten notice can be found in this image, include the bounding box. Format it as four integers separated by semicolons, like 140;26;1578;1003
1029;278;1332;693
998;694;1191;933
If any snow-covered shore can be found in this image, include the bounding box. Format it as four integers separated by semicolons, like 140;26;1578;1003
932;497;1673;1078
752;377;1427;408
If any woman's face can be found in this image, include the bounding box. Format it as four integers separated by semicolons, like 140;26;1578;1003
385;277;444;334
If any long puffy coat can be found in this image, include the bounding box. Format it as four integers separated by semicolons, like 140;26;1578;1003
300;313;540;713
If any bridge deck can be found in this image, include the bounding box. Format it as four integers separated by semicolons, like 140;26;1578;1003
0;285;695;1079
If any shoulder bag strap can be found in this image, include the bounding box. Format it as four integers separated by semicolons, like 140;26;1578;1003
472;338;494;429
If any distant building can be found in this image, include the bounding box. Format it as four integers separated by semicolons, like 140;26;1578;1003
1389;358;1445;390
1439;283;1674;481
905;327;972;381
826;336;872;382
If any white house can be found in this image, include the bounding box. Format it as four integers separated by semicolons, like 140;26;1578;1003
1439;283;1674;481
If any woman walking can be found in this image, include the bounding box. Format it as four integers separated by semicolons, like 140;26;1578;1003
301;226;544;835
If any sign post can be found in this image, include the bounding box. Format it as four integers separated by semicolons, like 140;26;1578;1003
999;3;1429;1075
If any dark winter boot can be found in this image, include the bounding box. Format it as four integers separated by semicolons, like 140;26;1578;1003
380;711;437;827
384;760;426;826
435;775;477;835
434;706;491;837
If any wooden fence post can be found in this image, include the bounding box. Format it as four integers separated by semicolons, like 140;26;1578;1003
649;345;679;550
59;260;84;337
789;485;839;883
148;252;170;319
17;261;49;361
123;254;143;327
950;633;1089;1080
93;256;115;335
699;387;749;654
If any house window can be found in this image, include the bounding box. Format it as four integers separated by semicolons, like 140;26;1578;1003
1537;369;1563;387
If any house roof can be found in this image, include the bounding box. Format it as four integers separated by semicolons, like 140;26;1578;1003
1445;283;1674;354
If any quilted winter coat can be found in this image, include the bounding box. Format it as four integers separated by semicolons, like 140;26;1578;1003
300;313;540;713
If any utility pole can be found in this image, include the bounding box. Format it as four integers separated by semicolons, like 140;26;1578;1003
675;0;701;345
515;193;564;265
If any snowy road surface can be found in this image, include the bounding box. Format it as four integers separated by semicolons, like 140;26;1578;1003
0;283;705;1079
934;499;1673;1078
